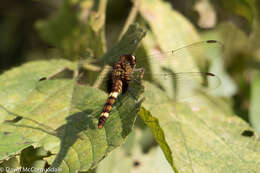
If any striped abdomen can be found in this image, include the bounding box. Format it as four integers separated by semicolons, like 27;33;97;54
98;79;123;128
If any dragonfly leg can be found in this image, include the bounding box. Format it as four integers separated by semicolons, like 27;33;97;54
133;68;145;84
127;87;139;101
134;68;145;74
126;69;145;101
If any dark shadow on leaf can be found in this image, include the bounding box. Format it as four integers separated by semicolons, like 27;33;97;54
115;95;144;139
1;84;143;172
50;80;144;171
35;68;74;94
133;160;141;167
38;67;74;81
241;129;254;137
2;131;10;135
4;116;23;123
50;109;96;170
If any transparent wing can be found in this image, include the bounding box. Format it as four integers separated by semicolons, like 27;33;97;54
138;71;221;102
133;40;222;100
136;40;222;65
91;39;223;82
136;40;223;81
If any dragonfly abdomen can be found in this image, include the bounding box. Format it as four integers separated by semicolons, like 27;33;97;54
98;79;123;128
98;55;136;129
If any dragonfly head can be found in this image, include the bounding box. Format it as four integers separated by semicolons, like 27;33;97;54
120;55;136;68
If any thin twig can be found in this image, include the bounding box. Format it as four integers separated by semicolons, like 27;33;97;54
93;0;140;88
93;65;112;88
118;0;141;40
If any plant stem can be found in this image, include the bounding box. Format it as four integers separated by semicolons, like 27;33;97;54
118;0;141;41
94;0;140;89
93;65;112;88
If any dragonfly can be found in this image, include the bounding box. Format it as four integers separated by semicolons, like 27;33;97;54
38;40;222;129
87;40;222;128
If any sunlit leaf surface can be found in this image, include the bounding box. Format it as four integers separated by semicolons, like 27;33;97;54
139;81;260;173
137;1;260;172
0;60;144;172
0;23;146;172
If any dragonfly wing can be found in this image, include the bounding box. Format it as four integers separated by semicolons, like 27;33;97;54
140;71;221;102
135;40;223;77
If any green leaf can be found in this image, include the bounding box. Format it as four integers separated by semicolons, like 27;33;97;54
250;73;260;134
20;146;51;168
0;131;32;161
0;22;146;171
139;82;260;173
0;59;72;160
0;59;144;172
138;3;259;171
101;24;146;65
48;80;143;172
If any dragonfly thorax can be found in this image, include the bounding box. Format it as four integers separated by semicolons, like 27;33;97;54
112;55;136;82
119;55;136;68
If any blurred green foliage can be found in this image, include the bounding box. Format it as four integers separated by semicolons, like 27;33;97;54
0;0;260;172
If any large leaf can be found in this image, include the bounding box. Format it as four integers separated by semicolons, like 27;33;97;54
0;59;144;172
139;81;260;173
0;59;73;160
0;24;146;172
138;2;260;172
101;24;146;65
